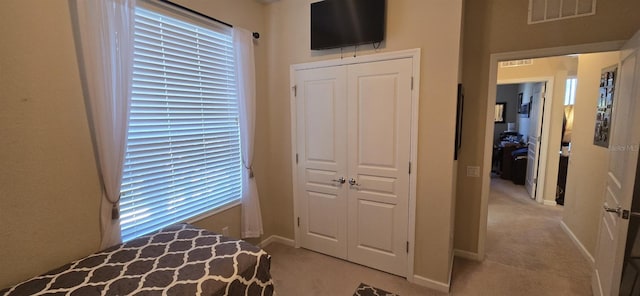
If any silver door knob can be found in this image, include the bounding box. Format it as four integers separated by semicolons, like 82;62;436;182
331;177;346;184
348;178;360;186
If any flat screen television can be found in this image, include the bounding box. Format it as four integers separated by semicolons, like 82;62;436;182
311;0;386;50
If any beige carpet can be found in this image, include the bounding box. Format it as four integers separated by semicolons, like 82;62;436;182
264;177;592;295
450;178;592;295
263;243;444;296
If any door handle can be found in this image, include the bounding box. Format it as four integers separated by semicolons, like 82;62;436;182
604;205;622;216
331;177;346;184
348;178;360;186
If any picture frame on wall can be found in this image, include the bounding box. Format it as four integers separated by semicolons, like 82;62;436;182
454;83;464;160
593;65;617;147
495;103;506;123
517;93;531;118
517;93;523;110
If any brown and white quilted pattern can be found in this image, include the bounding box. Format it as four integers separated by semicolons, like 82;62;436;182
1;224;274;296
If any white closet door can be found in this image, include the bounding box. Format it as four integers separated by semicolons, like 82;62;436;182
346;58;412;276
295;66;349;259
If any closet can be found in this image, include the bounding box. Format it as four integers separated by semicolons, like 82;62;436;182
291;54;417;277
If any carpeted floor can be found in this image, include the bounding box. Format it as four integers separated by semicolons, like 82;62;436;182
263;177;592;295
449;178;592;295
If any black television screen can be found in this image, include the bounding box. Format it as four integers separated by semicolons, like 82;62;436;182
311;0;386;50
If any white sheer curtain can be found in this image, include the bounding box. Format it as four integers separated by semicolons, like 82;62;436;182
74;0;136;249
234;27;263;238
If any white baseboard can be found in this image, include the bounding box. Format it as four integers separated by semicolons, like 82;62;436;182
259;235;295;248
412;275;450;293
543;199;558;206
454;249;482;261
560;220;595;267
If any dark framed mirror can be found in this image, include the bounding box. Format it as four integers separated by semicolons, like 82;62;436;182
495;102;506;123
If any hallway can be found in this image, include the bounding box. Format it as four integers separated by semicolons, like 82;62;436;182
450;178;593;295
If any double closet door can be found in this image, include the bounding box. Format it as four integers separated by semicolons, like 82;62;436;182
294;58;413;277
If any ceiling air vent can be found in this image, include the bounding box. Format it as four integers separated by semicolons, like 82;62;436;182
529;0;596;24
500;59;533;68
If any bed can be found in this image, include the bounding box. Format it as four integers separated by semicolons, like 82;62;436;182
1;223;274;296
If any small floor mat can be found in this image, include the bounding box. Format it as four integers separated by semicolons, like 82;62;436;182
353;283;399;296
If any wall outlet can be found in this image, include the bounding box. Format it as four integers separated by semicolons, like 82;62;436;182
467;166;480;177
222;226;229;236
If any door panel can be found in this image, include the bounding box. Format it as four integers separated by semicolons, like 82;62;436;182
347;58;412;277
593;30;640;296
296;66;348;259
526;83;545;199
294;57;413;277
356;200;395;253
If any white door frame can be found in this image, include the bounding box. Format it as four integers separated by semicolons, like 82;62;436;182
477;41;625;260
496;77;554;204
289;48;421;279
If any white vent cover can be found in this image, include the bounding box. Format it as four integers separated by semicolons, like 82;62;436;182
500;59;534;68
529;0;596;24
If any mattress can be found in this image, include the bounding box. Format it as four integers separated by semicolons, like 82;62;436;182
1;224;274;295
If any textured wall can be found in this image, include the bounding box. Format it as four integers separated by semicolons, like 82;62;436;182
0;0;101;288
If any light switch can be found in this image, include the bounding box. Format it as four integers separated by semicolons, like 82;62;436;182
467;166;480;177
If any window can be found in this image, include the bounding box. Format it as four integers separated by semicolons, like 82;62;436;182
565;77;577;105
119;6;241;241
529;0;596;24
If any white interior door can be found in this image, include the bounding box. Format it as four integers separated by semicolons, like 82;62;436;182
346;58;412;277
295;66;348;259
592;30;640;296
294;57;414;277
525;82;545;199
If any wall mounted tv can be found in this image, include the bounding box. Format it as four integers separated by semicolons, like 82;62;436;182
311;0;386;50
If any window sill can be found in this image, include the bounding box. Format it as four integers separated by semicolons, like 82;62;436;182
186;199;242;224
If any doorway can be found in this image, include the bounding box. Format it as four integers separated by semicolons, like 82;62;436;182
492;80;549;202
478;41;624;263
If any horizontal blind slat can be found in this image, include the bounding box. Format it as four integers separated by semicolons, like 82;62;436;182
120;6;241;242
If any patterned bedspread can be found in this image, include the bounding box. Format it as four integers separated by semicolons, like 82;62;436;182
1;224;274;295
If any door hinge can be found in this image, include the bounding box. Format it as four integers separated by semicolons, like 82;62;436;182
406;241;409;253
297;217;300;227
408;161;412;174
411;77;414;90
293;85;297;97
296;153;299;164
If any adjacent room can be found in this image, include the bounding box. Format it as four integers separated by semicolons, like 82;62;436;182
2;0;640;295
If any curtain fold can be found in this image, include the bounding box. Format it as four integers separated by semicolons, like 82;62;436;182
234;27;264;238
75;0;136;249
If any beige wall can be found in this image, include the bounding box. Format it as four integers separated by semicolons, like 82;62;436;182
563;51;620;258
456;0;640;254
265;0;463;284
0;1;101;288
0;0;266;290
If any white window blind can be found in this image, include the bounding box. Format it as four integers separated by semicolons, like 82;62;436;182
120;7;242;242
565;77;577;105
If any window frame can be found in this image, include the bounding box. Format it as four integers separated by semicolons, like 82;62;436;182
119;1;243;242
